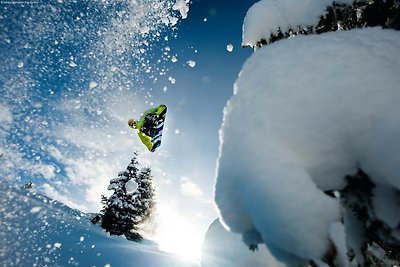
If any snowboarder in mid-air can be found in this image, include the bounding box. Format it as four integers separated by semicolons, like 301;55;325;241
128;104;167;152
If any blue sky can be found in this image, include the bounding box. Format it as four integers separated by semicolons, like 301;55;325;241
151;0;256;204
0;0;257;260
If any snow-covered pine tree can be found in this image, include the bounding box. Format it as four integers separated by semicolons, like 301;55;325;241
125;166;156;241
254;2;400;265
251;0;400;48
339;170;400;265
99;152;155;241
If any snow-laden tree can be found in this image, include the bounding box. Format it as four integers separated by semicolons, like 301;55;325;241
98;152;155;241
243;0;400;48
214;0;400;266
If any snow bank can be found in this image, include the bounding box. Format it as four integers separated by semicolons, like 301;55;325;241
215;27;400;263
201;219;284;267
0;179;197;267
242;0;352;47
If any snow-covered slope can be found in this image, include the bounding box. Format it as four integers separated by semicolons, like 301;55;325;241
0;179;197;267
201;218;284;267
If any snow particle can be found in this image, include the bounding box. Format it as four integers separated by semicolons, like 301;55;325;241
30;207;42;213
161;16;170;25
17;61;24;68
69;61;77;68
89;82;98;89
171;56;178;63
79;236;84;242
173;0;189;19
140;26;150;34
187;60;196;67
169;17;178;26
226;44;234;52
54;242;62;248
174;129;180;135
168;76;176;84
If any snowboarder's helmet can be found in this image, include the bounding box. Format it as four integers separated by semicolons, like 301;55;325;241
128;119;136;127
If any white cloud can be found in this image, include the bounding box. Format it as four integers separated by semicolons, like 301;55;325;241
44;93;160;212
0;147;57;181
0;103;13;123
33;163;56;180
64;158;115;186
57;154;128;211
180;177;203;198
47;145;63;161
41;183;86;211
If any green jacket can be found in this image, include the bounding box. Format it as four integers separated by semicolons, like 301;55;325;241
129;104;167;152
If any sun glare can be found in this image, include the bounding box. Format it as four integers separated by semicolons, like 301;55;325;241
154;204;204;263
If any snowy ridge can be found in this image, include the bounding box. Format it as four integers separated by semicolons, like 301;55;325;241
0;179;197;267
